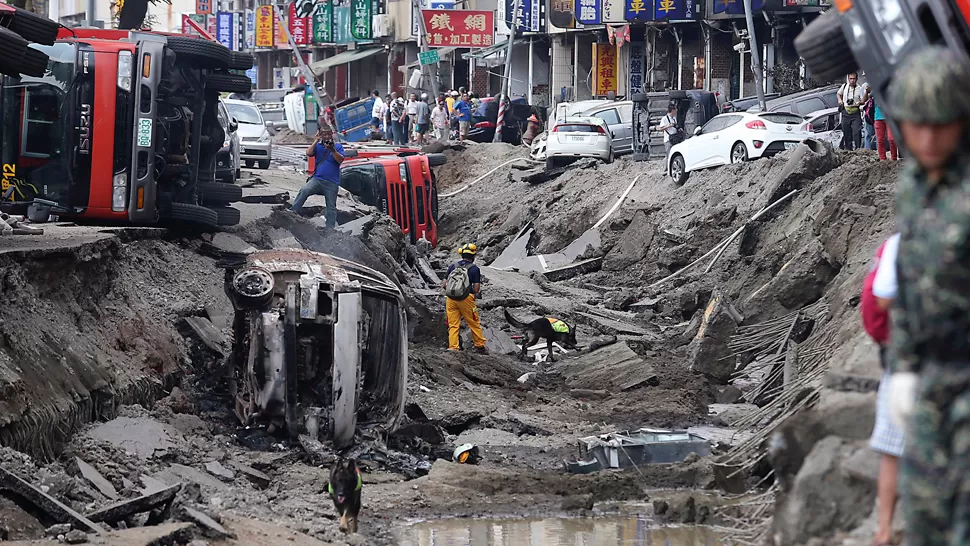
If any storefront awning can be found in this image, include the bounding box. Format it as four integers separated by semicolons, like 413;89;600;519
403;47;458;70
461;38;525;60
309;47;384;75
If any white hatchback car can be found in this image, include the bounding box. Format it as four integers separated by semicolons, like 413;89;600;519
667;111;812;185
545;116;614;170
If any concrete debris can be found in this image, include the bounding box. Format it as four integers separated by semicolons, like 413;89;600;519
576;310;649;336
45;524;72;536
181;316;227;354
225;461;271;489
553;341;657;392
603;210;655;271
0;466;104;534
74;458;119;500
152;465;228;491
203;233;257;256
180;507;231;539
203;461;235;482
688;290;741;383
84;417;180;460
86;484;180;524
64;529;88;544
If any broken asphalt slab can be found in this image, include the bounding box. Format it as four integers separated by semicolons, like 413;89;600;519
0;466;104;534
86;484;180;524
2;523;194;546
84;417;181;460
75;458;119;500
552;341;658;392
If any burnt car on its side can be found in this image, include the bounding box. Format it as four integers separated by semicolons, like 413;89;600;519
223;249;407;449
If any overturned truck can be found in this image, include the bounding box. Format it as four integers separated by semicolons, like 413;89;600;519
223;249;407;449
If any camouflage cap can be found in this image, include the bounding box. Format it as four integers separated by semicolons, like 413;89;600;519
888;47;970;124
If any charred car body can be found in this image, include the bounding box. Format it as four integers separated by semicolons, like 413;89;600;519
223;249;407;449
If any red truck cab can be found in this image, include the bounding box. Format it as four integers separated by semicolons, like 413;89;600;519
0;29;254;227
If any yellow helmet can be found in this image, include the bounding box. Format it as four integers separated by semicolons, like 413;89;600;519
458;243;477;256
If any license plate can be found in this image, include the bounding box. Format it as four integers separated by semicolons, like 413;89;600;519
137;118;153;147
784;142;797;150
571;136;587;142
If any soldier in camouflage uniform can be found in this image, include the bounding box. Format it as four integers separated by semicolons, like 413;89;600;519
886;46;970;546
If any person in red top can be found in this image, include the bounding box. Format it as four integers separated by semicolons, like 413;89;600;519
861;233;902;546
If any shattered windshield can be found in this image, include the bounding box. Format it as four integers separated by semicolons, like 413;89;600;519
226;102;263;125
0;43;77;204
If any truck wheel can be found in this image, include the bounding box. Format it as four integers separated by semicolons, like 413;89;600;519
166;202;218;228
8;7;58;45
198;181;243;205
257;159;270;169
0;27;29;77
211;206;241;226
166;36;230;70
228;51;255;71
794;9;857;84
206;72;254;94
14;47;49;78
426;153;447;166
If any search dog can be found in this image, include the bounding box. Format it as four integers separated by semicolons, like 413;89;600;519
504;309;578;362
327;457;362;534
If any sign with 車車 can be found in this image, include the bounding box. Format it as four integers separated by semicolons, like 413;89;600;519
255;5;274;47
594;42;618;96
422;10;494;48
625;0;652;20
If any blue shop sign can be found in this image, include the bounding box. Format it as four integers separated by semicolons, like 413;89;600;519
576;0;600;24
625;0;653;21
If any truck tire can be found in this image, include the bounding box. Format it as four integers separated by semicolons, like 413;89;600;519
166;202;218;227
426;153;447;166
166;36;230;70
13;46;49;78
206;72;253;94
211;206;241;226
228;51;254;70
795;9;857;83
198;181;243;205
8;7;58;45
0;27;29;76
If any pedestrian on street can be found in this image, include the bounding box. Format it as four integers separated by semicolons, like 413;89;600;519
431;98;449;141
838;72;869;150
292;128;345;228
370;90;384;133
406;93;418;143
414;95;430;145
883;46;970;546
522;114;542;146
660;103;679;157
455;93;473;141
863;94;877;150
861;233;904;546
873;100;898;161
445;90;456;116
384;94;394;144
390;93;407;146
442;244;488;354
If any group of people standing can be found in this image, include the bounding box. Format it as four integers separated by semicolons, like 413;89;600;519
838;72;899;161
369;88;476;145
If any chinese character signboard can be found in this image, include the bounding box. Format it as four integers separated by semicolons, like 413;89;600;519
313;1;332;43
207;13;218;36
601;0;625;21
333;0;352;44
625;0;652;20
549;0;576;28
216;11;233;49
628;41;645;95
274;8;291;48
351;0;371;39
594;42;618;96
255;5;274;47
505;0;531;32
654;0;696;19
196;0;211;15
711;0;764;15
423;10;494;47
289;2;309;45
576;0;600;23
245;9;255;48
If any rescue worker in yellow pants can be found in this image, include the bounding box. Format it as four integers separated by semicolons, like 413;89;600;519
442;244;488;354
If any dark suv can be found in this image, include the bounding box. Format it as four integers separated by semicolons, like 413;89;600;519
746;85;841;116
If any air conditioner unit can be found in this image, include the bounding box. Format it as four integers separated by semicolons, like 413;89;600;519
373;14;391;38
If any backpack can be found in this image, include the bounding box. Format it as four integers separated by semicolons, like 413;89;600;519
860;240;890;346
445;263;472;300
862;99;875;125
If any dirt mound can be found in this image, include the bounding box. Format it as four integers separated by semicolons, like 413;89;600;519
272;128;315;145
434;142;530;192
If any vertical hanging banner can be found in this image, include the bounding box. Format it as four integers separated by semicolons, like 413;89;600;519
216;11;233;49
206;14;218;36
255;6;274;47
423;10;494;47
601;0;625;21
313;0;333;43
625;0;652;20
351;0;371;39
576;0;600;23
289;3;309;45
333;0;352;44
196;0;211;15
505;0;532;32
274;8;292;49
628;41;645;94
594;42;618;95
245;9;255;48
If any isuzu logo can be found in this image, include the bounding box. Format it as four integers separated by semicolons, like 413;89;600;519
78;103;92;155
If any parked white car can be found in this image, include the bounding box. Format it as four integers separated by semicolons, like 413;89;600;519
545;116;614;170
667;111;812;185
803;107;844;148
225;98;273;169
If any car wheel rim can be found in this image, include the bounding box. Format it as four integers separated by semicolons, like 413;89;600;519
672;160;682;179
732;147;745;163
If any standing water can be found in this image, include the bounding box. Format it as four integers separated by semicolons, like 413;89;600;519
398;515;725;546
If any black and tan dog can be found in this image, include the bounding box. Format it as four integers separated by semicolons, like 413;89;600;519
504;309;578;362
327;457;362;534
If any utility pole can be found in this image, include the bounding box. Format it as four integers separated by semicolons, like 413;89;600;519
274;3;332;134
742;0;766;111
86;0;95;26
493;0;520;143
411;0;440;98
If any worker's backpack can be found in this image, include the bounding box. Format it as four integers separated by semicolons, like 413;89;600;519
445;264;472;300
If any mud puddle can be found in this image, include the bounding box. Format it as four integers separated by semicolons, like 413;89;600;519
397;516;724;546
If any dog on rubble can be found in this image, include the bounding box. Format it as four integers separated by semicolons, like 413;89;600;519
504;309;578;362
327;457;363;534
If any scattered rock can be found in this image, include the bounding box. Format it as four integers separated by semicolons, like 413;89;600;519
46;524;72;537
603;210;655;271
181;507;232;539
567;389;611;400
64;529;88;544
560;494;594;511
668;495;697;523
204;461;235;482
682;452;701;464
715;385;744;404
226;461;272;489
652;499;669;515
840;446;880;485
158;387;195;414
688;290;741;383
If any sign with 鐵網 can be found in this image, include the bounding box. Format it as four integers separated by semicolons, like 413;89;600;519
594;42;618;96
422;10;494;48
255;5;274;47
351;0;371;39
289;2;309;44
625;0;651;20
576;0;600;24
313;0;332;43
